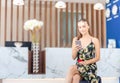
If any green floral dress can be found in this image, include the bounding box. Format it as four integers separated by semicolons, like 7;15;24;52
76;41;99;83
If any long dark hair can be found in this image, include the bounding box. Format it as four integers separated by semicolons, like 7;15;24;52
77;18;92;40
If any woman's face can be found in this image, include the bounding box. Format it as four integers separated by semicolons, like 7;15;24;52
78;21;89;35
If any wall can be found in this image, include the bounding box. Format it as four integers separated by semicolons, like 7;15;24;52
0;0;106;49
106;0;120;48
45;48;120;78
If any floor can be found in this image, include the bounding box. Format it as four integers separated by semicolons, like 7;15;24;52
1;77;119;83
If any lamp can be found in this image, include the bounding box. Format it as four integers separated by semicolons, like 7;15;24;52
94;2;104;10
13;0;24;6
55;1;66;9
14;42;23;47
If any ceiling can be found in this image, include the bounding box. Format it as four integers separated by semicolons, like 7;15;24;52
17;0;105;4
42;0;105;3
1;0;106;6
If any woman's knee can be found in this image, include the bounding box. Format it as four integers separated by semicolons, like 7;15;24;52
73;74;80;81
67;65;78;77
69;65;77;71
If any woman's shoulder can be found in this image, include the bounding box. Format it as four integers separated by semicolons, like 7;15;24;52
73;37;78;41
91;37;99;43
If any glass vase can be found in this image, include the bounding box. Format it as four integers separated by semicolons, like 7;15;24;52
32;43;40;74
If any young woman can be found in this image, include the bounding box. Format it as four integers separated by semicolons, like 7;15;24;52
65;19;100;83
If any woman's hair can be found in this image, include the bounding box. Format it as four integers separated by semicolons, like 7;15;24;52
77;18;92;40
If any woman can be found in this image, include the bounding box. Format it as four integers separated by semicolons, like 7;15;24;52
65;19;100;83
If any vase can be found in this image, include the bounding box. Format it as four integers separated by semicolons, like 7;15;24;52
32;42;40;74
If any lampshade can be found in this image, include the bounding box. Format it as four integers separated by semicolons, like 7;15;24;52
13;0;24;5
94;3;104;10
55;1;66;9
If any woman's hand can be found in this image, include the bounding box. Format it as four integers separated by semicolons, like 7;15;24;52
79;61;87;65
72;37;82;60
74;44;81;52
73;40;82;52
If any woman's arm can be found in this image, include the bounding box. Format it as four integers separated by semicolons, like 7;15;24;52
86;37;100;64
72;37;81;60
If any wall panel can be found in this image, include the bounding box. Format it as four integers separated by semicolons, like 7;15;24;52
4;0;7;43
22;4;25;41
0;0;1;44
65;2;68;46
55;5;58;47
0;0;106;48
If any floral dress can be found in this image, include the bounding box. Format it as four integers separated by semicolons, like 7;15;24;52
76;41;100;83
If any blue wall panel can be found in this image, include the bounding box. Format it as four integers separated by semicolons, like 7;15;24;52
106;0;120;48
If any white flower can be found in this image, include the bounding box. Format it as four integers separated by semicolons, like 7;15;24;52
24;19;43;43
24;19;43;31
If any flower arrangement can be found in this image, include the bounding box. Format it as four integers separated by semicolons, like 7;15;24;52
24;19;43;73
24;19;43;43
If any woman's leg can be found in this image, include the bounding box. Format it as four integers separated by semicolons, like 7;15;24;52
65;65;80;83
72;65;81;83
65;65;75;83
72;74;80;83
